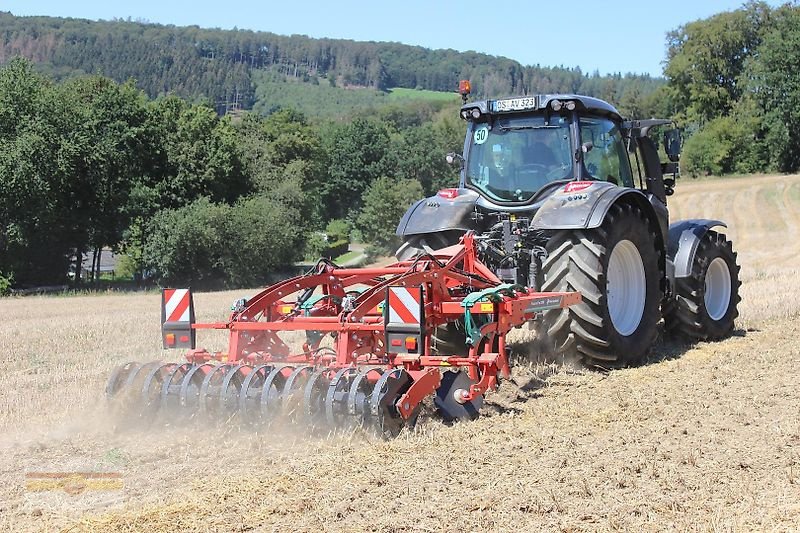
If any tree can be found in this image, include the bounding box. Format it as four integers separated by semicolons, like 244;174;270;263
319;117;392;220
236;109;326;219
143;196;306;287
387;120;461;196
355;177;423;253
57;76;150;281
664;2;771;125
744;4;800;172
0;59;72;285
138;95;248;211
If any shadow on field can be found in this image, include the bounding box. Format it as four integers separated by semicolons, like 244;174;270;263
645;326;751;365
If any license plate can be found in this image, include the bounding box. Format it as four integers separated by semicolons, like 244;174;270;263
493;97;538;112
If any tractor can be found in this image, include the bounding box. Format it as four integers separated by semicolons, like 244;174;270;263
396;81;741;366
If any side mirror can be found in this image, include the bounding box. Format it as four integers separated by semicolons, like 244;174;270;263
446;152;465;168
664;129;681;162
575;141;593;162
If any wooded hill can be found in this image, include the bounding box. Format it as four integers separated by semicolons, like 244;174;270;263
2;2;798;292
0;12;663;117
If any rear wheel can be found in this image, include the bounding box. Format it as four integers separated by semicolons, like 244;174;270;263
395;231;463;261
535;203;662;366
665;231;741;340
430;320;469;356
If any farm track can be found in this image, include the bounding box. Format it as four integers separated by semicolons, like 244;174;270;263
1;175;799;532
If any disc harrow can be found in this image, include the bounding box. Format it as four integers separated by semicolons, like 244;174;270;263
107;234;580;437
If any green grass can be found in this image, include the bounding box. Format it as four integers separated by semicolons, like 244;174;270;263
386;87;460;103
252;73;387;119
679;172;789;182
334;250;360;264
251;71;458;119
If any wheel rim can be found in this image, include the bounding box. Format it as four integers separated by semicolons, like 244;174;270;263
606;240;646;336
705;257;731;321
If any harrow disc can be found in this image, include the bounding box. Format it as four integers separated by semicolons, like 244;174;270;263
160;362;194;412
198;364;234;418
105;361;164;423
178;362;215;413
105;362;139;398
139;363;173;417
325;368;360;429
260;365;291;423
371;368;415;439
303;369;328;429
434;370;483;422
281;365;311;420
219;364;251;418
348;368;381;420
238;364;271;423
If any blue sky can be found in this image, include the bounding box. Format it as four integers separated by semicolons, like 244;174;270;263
1;0;783;76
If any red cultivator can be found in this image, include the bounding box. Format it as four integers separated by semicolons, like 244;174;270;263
106;234;580;437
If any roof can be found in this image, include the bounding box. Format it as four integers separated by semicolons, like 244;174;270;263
80;248;119;273
461;94;623;122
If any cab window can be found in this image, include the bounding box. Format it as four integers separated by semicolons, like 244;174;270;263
579;117;633;187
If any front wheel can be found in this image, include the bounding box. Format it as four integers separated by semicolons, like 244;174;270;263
665;231;741;340
534;203;663;366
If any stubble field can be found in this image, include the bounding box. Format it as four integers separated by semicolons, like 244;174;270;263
1;174;799;532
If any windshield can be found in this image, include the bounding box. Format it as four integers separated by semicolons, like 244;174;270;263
465;114;572;202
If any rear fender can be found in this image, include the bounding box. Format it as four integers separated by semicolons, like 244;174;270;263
531;182;658;233
395;189;479;238
668;219;727;279
532;183;667;284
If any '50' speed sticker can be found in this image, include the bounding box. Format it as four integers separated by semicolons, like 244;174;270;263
473;126;489;145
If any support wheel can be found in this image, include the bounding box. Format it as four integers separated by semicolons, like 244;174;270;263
665;231;741;340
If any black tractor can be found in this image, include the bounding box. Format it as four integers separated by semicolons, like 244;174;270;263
396;83;741;366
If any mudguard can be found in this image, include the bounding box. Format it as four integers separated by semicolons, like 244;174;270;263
531;181;659;234
668;219;727;278
395;189;479;237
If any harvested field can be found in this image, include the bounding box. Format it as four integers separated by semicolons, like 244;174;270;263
1;174;799;532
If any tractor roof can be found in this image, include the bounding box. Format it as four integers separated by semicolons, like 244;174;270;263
461;94;623;122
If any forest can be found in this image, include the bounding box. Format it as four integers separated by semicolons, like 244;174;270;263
0;1;798;291
0;11;663;117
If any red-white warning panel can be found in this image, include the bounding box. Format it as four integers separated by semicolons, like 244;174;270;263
161;288;195;349
387;286;422;325
163;288;191;323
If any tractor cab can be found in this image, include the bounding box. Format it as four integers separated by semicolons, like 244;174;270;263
459;94;635;206
396;84;683;270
